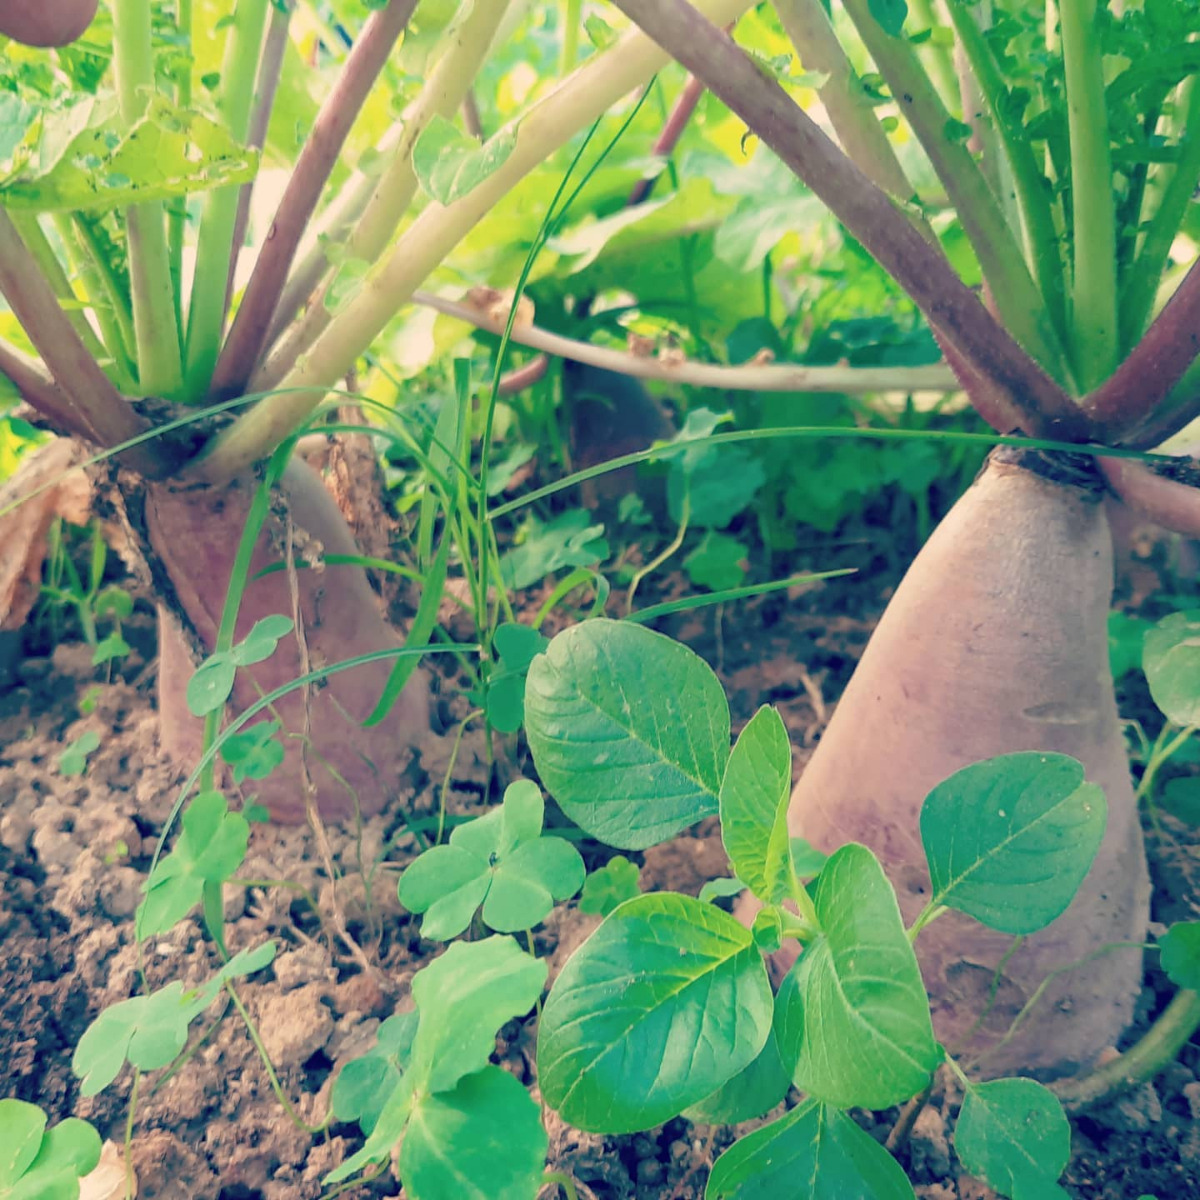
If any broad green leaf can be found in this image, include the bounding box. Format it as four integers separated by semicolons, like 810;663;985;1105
6;1116;101;1200
73;942;275;1095
137;792;250;939
698;876;748;903
668;445;766;531
791;837;828;880
548;196;674;272
324;1072;416;1185
706;1100;915;1199
920;753;1106;935
1159;921;1200;989
1;93;258;213
720;705;793;904
683;1032;791;1126
525;621;731;849
185;655;237;717
537;892;773;1133
411;114;518;206
57;729;99;777
684;531;749;592
578;856;642;916
778;844;938;1109
0;1100;44;1188
331;1011;418;1136
400;1066;548;1200
500;510;608;592
399;781;584;937
409;937;546;1095
1144;612;1200;726
955;1078;1071;1200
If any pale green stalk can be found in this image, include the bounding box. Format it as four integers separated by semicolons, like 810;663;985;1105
1060;0;1118;388
561;0;582;75
113;0;184;398
169;0;193;340
258;0;513;381
183;0;269;398
195;0;757;484
907;0;960;108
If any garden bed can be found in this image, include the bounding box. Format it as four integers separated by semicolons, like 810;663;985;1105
2;580;1198;1200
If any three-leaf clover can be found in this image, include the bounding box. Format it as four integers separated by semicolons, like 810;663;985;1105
578;855;642;916
399;780;584;939
0;1099;100;1200
185;614;294;717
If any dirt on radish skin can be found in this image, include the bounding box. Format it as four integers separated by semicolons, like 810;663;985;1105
780;448;1151;1080
145;458;435;823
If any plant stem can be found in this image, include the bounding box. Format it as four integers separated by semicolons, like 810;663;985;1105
627;73;705;205
944;0;1069;352
907;0;960;108
0;209;159;465
1083;256;1200;437
0;340;84;434
113;0;184;399
1052;988;1200;1113
169;0;193;341
60;214;138;382
183;0;270;399
1059;0;1118;388
1122;76;1200;349
226;0;293;315
543;1170;581;1200
840;0;1066;381
561;0;582;75
193;0;758;484
607;1;1090;440
211;0;417;399
257;0;513;384
415;287;959;391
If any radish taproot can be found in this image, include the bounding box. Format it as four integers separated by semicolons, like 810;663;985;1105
777;446;1149;1078
0;0;98;47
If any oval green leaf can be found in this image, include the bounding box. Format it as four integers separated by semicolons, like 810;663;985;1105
537;892;772;1133
776;844;938;1110
1144;611;1200;726
525;621;731;849
706;1100;915;1199
683;1031;790;1126
919;752;1106;935
1160;921;1200;990
720;705;793;904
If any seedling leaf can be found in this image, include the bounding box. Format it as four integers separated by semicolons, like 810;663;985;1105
411;114;518;206
579;855;642;915
720;705;793;904
537;891;773;1133
400;1066;548;1200
0;1100;101;1200
1144;611;1200;726
230;615;294;666
954;1078;1071;1199
920;753;1106;934
331;1011;418;1135
185;655;236;717
776;844;938;1109
706;1099;915;1199
486;623;550;734
91;631;132;665
137;791;249;939
0;1100;45;1187
1160;921;1200;989
58;729;99;777
683;1031;790;1126
525;620;730;849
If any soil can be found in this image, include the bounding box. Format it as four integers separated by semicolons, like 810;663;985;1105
3;563;1200;1199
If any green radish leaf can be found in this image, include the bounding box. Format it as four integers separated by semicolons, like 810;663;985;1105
525;620;731;849
399;1066;548;1200
399;780;584;937
230;614;294;666
720;705;793;905
706;1099;916;1199
57;729;100;777
500;509;608;592
409;937;546;1095
776;844;938;1109
954;1078;1071;1199
867;0;909;37
73;942;275;1096
137;791;249;940
684;531;749;592
683;1032;790;1126
537;892;773;1133
1144;611;1200;726
578;855;642;916
1159;921;1200;989
411;114;518;206
331;1011;417;1136
185;654;236;717
920;753;1106;935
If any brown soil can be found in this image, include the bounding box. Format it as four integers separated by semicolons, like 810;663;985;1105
2;578;1199;1200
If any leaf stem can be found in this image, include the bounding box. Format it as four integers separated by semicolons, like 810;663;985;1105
183;0;270;399
60;214;138;383
212;0;417;398
168;0;193;341
907;902;947;942
561;0;582;75
113;0;184;399
1052;988;1200;1113
1059;0;1118;388
0;340;85;434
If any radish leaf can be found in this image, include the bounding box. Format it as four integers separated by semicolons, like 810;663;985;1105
1144;611;1200;726
775;844;938;1110
920;753;1106;935
525;620;730;849
706;1100;915;1199
1160;921;1200;990
954;1078;1071;1200
720;704;793;905
537;892;772;1132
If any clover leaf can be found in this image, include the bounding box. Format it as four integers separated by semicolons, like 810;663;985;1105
399;780;585;939
0;1099;101;1200
578;855;642;916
